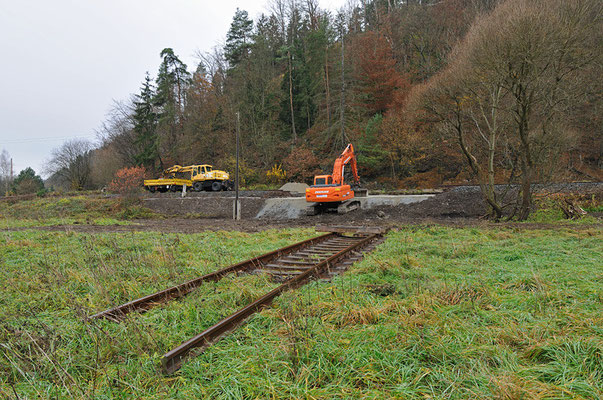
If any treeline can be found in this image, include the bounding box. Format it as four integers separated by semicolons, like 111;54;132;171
37;0;600;219
94;0;504;186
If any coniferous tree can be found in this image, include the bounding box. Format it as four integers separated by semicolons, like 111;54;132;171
155;48;190;118
224;9;254;68
133;73;158;169
154;48;191;164
11;167;44;194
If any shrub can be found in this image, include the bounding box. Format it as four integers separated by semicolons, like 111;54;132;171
266;164;287;185
107;166;146;196
283;146;320;183
222;157;259;186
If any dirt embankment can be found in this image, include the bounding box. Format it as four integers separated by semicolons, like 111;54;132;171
6;183;601;233
17;184;603;233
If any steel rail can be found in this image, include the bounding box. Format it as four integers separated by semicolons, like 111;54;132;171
161;233;380;374
89;232;336;321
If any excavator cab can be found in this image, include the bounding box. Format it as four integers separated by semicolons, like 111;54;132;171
313;175;333;186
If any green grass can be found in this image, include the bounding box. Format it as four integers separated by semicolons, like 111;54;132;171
526;207;600;224
527;193;602;224
0;195;159;228
1;226;601;399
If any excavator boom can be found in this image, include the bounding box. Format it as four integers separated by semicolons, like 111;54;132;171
331;143;359;185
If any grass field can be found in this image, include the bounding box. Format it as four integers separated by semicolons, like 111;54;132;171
0;196;159;229
1;223;601;399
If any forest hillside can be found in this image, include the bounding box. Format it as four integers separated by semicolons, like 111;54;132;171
38;0;603;199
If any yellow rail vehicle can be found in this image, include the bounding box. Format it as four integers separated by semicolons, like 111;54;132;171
144;164;233;193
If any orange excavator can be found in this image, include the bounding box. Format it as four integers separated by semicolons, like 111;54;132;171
305;143;367;215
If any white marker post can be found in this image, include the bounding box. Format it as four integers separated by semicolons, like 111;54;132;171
234;112;241;220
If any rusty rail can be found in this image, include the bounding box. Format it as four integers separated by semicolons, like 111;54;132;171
161;233;380;374
89;232;335;321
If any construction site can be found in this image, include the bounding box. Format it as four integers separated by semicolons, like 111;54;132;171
1;0;602;397
138;144;435;222
2;178;601;397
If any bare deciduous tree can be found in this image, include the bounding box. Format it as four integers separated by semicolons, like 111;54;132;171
0;149;12;194
45;139;94;190
95;99;138;166
473;0;601;219
412;0;602;220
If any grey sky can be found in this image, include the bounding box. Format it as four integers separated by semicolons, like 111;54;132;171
0;0;347;176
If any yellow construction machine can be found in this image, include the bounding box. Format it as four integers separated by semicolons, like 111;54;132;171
144;164;233;193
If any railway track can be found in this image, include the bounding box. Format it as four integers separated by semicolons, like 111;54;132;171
90;226;387;374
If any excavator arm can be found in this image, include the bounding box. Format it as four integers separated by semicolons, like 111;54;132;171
163;165;194;177
331;144;359;186
163;165;184;175
164;165;196;173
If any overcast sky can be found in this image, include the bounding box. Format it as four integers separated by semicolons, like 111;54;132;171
0;0;348;176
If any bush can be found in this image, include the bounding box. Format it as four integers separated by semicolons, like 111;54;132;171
107;166;146;196
266;164;287;185
283;146;320;183
222;157;259;186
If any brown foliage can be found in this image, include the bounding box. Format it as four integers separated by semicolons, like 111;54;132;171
107;166;146;196
352;31;404;114
283;146;320;183
399;170;444;189
409;0;602;219
14;179;42;195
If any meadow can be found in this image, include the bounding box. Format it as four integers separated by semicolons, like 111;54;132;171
0;196;158;229
1;221;601;399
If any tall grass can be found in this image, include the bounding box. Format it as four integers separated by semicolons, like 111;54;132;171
1;225;601;398
0;196;159;228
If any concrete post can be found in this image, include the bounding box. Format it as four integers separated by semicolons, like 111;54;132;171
181;184;186;198
234;112;240;220
233;199;241;220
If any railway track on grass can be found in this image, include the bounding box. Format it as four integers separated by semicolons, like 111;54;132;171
90;226;387;373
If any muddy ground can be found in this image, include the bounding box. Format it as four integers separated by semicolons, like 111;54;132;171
16;183;601;234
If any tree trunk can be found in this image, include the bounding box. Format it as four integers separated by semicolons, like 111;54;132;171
518;156;532;221
455;102;502;220
325;45;330;128
288;50;297;142
516;94;533;221
340;32;346;147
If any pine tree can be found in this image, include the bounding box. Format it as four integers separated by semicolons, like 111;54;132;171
133;73;158;169
278;7;318;140
11;167;44;194
154;48;191;164
224;9;254;68
155;48;190;117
